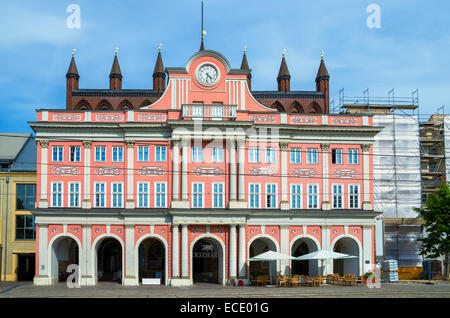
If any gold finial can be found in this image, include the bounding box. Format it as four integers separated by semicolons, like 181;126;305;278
158;43;163;51
114;47;119;55
282;49;286;57
72;48;76;56
321;50;325;59
243;45;247;53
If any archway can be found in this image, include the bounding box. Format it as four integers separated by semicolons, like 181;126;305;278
96;237;123;283
249;237;277;284
333;237;360;276
50;236;79;283
138;238;165;284
291;237;319;276
192;237;224;284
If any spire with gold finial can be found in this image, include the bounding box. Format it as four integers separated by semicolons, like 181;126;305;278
316;50;329;82
109;47;122;90
153;43;166;92
199;1;206;51
241;45;252;89
66;49;79;79
277;49;291;92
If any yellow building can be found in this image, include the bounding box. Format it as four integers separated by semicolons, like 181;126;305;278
0;133;37;281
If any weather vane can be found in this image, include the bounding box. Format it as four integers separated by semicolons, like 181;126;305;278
158;43;163;51
321;50;325;59
114;47;119;55
282;49;286;56
243;45;247;53
72;48;76;56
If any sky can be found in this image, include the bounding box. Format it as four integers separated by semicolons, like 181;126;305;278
0;0;449;133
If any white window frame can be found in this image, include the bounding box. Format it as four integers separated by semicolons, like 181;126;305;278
138;146;149;162
265;183;277;208
192;182;204;208
290;148;301;164
155;182;167;208
348;184;360;209
51;181;63;207
192;147;203;163
137;182;150;208
348;149;359;165
68;182;81;208
52;146;64;162
212;182;225;208
112;146;124;162
69;146;81;162
248;147;260;163
95;146;106;162
332;149;343;165
249;183;261;209
290;183;302;209
111;182;124;208
212;147;224;163
265;148;277;163
307;148;318;164
307;184;319;209
332;184;344;209
155;146;167;162
94;182;106;208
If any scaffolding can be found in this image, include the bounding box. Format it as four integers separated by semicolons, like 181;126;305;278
339;89;423;267
420;107;447;200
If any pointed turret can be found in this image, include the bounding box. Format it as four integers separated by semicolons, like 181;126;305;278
240;48;252;90
109;53;122;90
315;52;330;113
277;51;291;92
66;53;79;109
199;38;205;51
153;48;166;92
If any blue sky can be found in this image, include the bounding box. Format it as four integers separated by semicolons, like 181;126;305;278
0;0;449;133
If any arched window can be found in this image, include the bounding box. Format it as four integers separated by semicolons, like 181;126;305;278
95;99;113;111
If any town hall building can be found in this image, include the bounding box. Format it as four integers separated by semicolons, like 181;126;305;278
30;38;382;286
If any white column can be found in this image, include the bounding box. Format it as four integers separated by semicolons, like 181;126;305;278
238;139;246;202
181;139;189;202
123;225;137;285
321;143;331;210
82;141;92;209
38;140;49;208
363;226;373;274
280;142;289;210
321;226;332;275
172;225;180;278
80;224;94;286
229;140;237;204
229;225;237;278
125;141;135;209
362;144;372;210
181;225;189;278
238;224;246;278
33;224;50;285
280;226;290;275
172;140;180;202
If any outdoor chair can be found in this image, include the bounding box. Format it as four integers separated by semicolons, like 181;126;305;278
326;274;333;284
278;275;288;287
356;276;363;285
332;274;340;285
289;276;300;287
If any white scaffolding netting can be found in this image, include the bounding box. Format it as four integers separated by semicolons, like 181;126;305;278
372;114;421;218
444;116;450;182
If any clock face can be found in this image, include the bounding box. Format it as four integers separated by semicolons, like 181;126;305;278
196;63;219;86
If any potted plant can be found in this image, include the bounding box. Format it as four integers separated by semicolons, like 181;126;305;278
362;271;373;284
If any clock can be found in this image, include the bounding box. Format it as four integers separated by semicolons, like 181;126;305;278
196;63;220;86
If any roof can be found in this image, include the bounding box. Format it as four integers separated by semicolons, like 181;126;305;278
66;56;79;78
109;55;122;78
315;58;329;81
0;133;31;161
277;56;290;78
240;52;249;70
153;51;165;75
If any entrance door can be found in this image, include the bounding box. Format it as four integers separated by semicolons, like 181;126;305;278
17;254;35;281
98;238;122;283
193;239;220;284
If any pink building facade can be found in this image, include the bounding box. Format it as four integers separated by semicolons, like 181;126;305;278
31;50;382;286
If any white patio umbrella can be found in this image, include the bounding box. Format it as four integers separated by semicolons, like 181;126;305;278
248;251;295;285
294;250;357;276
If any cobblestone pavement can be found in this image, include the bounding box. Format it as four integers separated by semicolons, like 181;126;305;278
0;281;449;298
